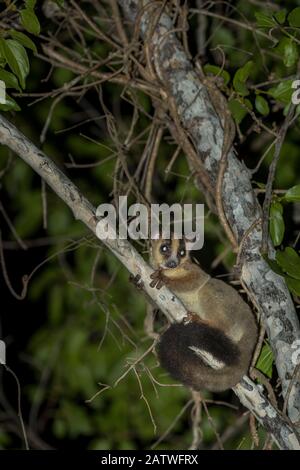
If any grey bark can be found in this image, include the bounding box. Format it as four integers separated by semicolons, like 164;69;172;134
118;0;300;425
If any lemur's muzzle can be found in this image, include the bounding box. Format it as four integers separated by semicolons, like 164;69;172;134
165;257;179;269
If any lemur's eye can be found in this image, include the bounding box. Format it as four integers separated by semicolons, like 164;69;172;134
160;244;169;254
179;249;186;257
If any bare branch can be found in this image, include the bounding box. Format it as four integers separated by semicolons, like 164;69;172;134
261;105;295;253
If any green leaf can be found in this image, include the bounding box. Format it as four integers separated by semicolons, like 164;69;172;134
255;11;275;28
25;0;37;8
263;255;285;277
0;93;21;111
20;8;40;36
233;61;253;96
288;7;300;27
285;276;300;296
283;184;300;202
233;80;249;97
228;98;252;124
284;40;298;67
8;30;37;53
0;41;6;66
55;0;64;6
0;69;21;90
203;64;230;86
255;95;270;116
235;60;254;82
0;39;29;89
268;80;293;105
256;343;274;378
273;9;286;25
276;247;300;279
275;38;298;68
269;201;285;246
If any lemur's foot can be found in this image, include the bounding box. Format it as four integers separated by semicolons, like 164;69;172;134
129;273;144;290
150;269;165;290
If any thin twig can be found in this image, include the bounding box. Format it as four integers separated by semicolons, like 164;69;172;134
283;363;300;418
2;365;29;450
261;105;295;253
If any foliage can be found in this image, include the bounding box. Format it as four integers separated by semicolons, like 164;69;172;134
256;343;274;379
0;1;39;111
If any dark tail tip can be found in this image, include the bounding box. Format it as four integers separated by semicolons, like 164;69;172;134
157;322;240;389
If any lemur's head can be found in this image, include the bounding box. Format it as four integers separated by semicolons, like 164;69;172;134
151;235;190;269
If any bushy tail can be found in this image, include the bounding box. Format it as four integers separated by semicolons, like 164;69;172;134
157;322;253;392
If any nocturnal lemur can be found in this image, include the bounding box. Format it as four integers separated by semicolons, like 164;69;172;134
150;235;257;392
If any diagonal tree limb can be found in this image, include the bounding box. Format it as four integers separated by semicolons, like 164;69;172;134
0;114;299;449
118;0;300;424
0;115;186;326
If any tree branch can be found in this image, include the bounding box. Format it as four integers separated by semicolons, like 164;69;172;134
0;114;186;326
0;114;299;449
117;0;300;425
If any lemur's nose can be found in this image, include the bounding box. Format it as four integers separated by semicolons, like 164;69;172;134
166;259;177;268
